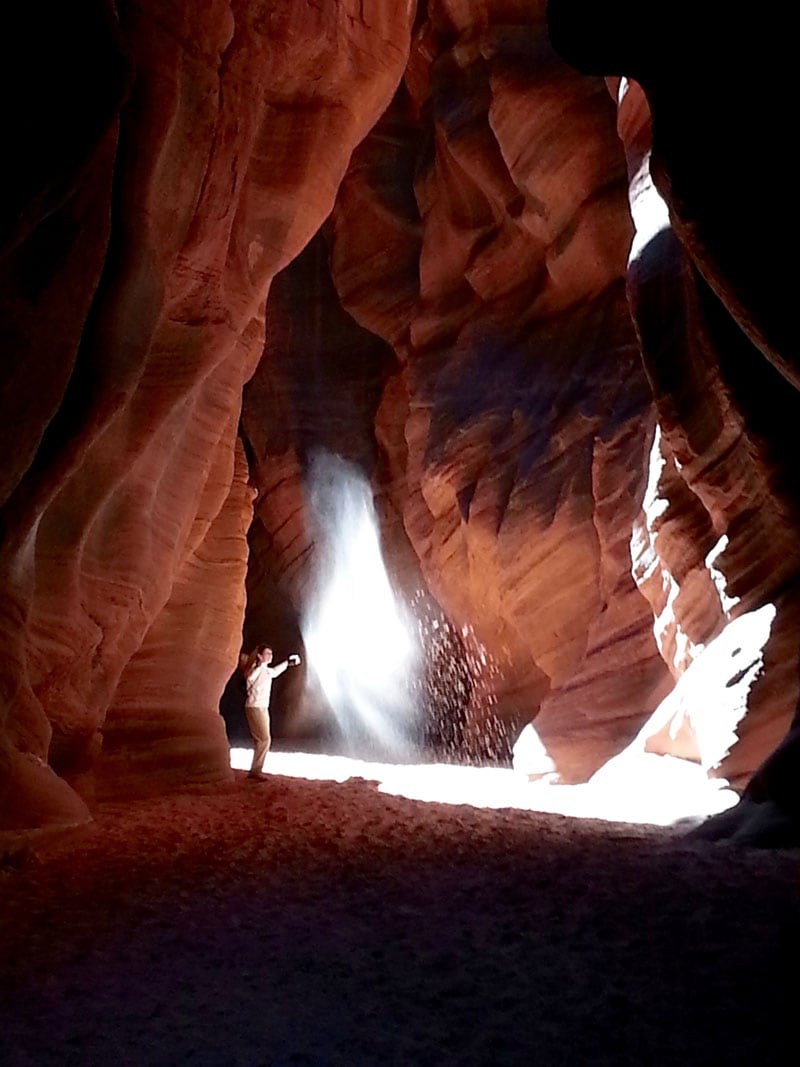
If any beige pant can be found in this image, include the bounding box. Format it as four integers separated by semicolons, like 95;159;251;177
245;705;271;774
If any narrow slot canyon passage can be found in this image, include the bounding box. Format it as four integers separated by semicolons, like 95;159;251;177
2;771;797;1066
4;3;800;1063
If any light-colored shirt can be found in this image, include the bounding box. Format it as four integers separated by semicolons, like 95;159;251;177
245;660;288;708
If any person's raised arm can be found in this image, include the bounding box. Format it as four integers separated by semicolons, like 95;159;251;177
269;653;302;678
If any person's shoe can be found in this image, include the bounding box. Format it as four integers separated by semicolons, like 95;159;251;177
247;771;269;782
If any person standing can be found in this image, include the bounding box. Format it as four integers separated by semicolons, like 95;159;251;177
241;645;302;780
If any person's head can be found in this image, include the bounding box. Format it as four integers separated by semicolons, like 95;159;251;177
258;646;273;665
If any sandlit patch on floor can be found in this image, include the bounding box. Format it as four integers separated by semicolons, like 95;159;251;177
229;746;738;827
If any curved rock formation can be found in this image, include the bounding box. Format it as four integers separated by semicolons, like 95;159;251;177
3;0;800;842
240;4;673;777
548;1;800;838
0;0;415;828
243;1;800;819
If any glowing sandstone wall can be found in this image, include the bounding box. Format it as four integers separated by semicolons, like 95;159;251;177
0;0;416;828
242;1;800;816
242;5;673;778
548;0;800;832
3;0;800;837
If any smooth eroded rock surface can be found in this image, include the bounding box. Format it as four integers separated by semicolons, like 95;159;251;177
3;1;800;837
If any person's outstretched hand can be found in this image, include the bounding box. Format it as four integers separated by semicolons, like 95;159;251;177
288;653;301;666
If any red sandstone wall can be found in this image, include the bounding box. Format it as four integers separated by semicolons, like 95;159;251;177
243;2;800;801
332;9;674;776
548;2;800;827
4;0;800;832
0;0;415;828
607;67;800;791
243;3;673;777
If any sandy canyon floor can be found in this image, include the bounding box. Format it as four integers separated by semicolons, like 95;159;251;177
1;753;798;1065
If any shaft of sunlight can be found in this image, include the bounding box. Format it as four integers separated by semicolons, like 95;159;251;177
299;451;422;759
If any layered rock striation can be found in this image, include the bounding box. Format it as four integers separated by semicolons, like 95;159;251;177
2;1;799;839
549;0;800;837
240;3;673;777
0;0;415;827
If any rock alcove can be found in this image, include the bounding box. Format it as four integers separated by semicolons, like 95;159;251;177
2;1;800;846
